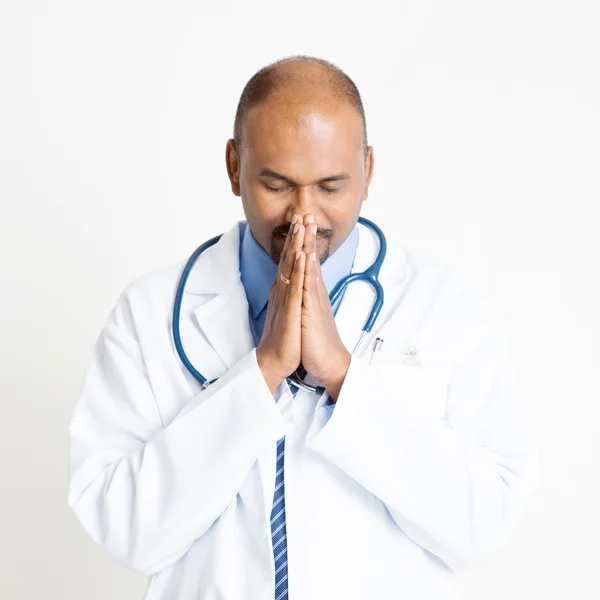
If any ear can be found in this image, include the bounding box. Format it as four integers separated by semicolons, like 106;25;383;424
225;139;241;197
362;146;375;201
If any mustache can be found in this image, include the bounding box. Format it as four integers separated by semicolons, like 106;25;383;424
272;223;333;239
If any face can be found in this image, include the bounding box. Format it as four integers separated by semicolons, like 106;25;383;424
225;96;374;264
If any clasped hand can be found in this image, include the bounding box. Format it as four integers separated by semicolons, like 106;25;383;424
256;213;351;401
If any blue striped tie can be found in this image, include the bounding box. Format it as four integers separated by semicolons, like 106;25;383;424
271;435;289;600
270;382;299;600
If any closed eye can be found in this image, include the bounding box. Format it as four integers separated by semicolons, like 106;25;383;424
263;183;340;193
264;183;290;192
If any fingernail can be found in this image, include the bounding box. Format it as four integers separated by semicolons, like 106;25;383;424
296;251;302;261
306;215;315;224
313;224;318;235
292;214;298;224
311;252;316;262
293;223;299;234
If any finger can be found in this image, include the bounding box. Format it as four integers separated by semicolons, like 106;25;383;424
302;214;315;255
269;216;299;306
304;221;321;282
303;249;321;307
302;222;316;284
303;247;315;291
279;213;301;265
302;221;317;257
280;222;305;282
285;250;305;307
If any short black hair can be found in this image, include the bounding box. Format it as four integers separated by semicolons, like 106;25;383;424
232;55;368;159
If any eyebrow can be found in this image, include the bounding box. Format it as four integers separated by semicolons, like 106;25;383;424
259;169;351;185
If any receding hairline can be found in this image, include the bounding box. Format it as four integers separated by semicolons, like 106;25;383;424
233;55;368;159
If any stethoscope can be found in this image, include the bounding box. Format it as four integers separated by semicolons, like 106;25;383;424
172;216;386;396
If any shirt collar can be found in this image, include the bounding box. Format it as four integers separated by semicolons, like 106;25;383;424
240;221;359;319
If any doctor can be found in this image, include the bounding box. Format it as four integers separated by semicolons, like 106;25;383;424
67;55;540;600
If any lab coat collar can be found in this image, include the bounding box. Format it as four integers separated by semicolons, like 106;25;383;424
186;222;255;373
185;222;244;296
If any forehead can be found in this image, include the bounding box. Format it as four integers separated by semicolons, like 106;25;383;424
242;99;363;174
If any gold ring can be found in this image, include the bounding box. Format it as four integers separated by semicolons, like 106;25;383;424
280;274;291;285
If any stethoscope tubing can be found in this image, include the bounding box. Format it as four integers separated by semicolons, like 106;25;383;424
172;234;222;388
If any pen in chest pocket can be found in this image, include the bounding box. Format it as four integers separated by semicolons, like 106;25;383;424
368;337;384;366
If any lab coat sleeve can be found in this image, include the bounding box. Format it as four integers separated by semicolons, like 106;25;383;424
67;291;288;575
306;285;541;572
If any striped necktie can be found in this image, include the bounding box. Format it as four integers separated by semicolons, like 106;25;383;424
270;381;300;600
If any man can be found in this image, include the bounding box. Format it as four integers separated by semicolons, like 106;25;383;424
68;56;540;600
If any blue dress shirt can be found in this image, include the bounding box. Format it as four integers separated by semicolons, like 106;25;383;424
239;221;358;410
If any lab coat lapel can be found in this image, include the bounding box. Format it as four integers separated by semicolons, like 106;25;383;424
185;222;255;378
333;221;380;358
183;223;282;524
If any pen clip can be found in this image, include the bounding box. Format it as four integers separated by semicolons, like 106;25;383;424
369;337;384;365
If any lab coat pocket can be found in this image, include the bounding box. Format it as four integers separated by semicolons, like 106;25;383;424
369;350;449;420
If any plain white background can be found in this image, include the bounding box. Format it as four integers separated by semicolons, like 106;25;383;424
1;1;598;598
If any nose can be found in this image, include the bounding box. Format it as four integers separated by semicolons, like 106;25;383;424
284;186;321;224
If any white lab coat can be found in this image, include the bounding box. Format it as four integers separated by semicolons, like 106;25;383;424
67;220;540;600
